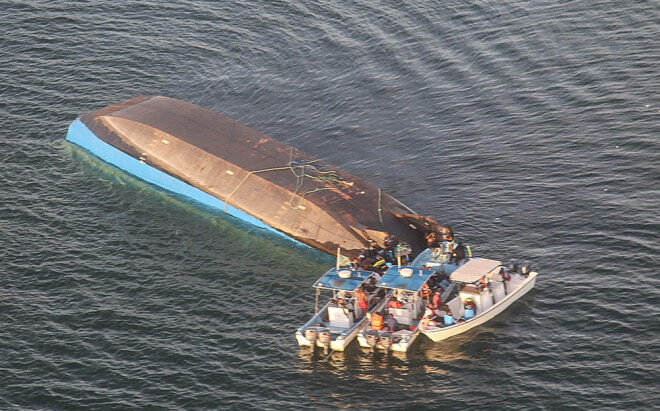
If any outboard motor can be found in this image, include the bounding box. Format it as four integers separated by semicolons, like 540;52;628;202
317;328;332;354
508;259;519;274
365;329;379;352
379;332;393;354
519;261;533;277
304;327;318;350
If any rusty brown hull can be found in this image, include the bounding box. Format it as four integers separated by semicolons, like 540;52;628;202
69;95;437;258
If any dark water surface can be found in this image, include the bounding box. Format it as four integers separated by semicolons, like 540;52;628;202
2;1;659;409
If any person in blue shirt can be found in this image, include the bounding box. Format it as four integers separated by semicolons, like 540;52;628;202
444;311;456;326
463;298;476;320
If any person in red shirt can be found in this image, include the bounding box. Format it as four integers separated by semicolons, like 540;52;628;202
432;290;444;310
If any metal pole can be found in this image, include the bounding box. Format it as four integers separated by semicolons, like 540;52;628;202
315;288;320;314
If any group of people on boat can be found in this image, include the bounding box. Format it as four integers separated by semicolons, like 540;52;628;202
368;311;401;332
350;234;405;273
420;296;477;328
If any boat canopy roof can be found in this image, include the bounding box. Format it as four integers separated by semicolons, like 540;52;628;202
376;266;435;292
450;258;502;283
313;268;375;291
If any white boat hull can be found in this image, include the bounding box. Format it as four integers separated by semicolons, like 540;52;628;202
422;272;537;342
295;291;392;352
357;328;421;352
295;322;365;351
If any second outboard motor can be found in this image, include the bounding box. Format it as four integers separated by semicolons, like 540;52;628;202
379;332;393;354
304;327;318;350
508;259;519;274
520;261;533;277
365;329;379;352
318;328;332;354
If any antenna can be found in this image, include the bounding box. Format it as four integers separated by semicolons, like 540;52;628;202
336;247;340;271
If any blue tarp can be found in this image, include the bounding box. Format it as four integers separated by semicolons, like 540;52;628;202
313;268;375;291
376;266;435;292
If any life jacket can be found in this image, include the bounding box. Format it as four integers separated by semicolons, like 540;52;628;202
421;284;431;298
480;277;489;288
371;313;383;331
388;300;402;309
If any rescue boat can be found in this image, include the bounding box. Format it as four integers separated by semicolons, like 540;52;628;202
413;255;538;342
356;265;453;353
295;267;391;353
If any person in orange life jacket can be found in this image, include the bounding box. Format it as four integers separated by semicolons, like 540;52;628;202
421;282;431;304
388;297;403;309
444;310;456;326
463;298;476;320
355;285;368;311
370;311;384;331
384;314;399;331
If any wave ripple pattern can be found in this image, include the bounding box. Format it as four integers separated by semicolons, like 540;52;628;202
1;0;658;409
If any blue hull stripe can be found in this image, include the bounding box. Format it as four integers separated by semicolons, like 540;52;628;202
66;118;288;238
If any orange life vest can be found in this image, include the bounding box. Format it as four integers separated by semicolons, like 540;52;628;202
371;313;383;331
421;284;431;298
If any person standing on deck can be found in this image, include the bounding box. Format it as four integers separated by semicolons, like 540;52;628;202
433;290;448;311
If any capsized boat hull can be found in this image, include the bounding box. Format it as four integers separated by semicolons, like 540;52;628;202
422;272;537;342
66;96;445;258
